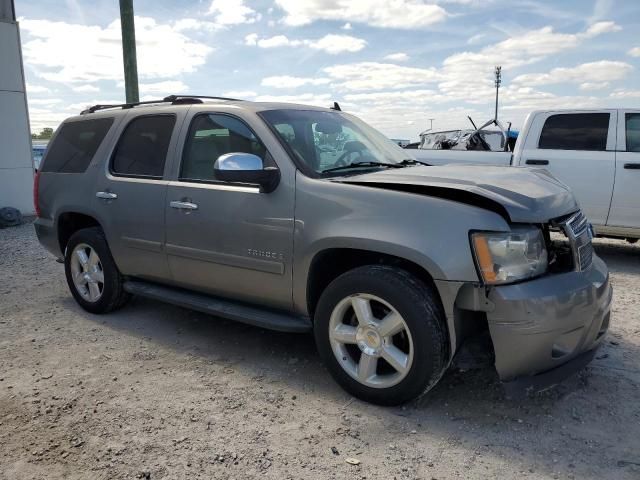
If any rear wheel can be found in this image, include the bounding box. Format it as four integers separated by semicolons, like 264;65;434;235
64;227;129;313
314;265;449;405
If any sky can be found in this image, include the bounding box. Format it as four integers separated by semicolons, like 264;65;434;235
16;0;640;140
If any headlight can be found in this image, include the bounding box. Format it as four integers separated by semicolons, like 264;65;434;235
471;227;548;285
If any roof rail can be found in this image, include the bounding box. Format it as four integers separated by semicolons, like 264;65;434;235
163;94;241;102
80;94;241;115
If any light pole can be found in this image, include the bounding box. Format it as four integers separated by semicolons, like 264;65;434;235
119;0;139;104
494;66;501;121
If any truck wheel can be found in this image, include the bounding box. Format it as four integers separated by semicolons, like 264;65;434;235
64;227;129;314
314;265;449;405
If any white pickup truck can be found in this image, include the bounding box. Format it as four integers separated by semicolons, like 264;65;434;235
410;109;640;241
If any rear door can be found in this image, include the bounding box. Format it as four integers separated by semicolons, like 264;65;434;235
164;111;295;310
93;112;183;282
607;111;640;230
518;111;616;226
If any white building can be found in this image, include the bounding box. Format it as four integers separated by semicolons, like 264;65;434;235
0;0;33;214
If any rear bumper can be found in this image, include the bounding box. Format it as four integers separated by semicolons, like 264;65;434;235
34;217;62;258
487;255;611;385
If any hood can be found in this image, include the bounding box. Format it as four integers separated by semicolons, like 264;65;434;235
334;164;578;223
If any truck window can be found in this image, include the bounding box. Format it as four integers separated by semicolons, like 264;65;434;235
626;113;640;152
180;114;267;182
41;118;113;173
538;113;609;151
111;115;176;178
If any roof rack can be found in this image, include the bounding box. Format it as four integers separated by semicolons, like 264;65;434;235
80;94;241;115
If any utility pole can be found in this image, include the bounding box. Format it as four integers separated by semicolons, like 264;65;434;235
494;66;501;121
119;0;139;103
427;118;434;132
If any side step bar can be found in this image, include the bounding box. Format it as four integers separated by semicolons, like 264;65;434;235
123;280;312;333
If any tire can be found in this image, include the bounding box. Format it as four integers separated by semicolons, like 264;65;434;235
64;227;129;314
314;265;449;405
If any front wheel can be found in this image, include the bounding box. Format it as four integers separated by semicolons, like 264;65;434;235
314;265;449;405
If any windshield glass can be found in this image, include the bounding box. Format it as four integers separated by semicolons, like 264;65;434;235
259;109;411;175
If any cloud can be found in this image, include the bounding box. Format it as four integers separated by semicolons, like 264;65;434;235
579;82;610;91
222;90;257;98
20;16;213;84
206;0;260;26
611;89;640;99
342;22;352;30
512;61;632;87
138;80;189;95
583;20;621;37
629;47;640;57
434;21;623;102
173;18;221;32
28;98;62;105
323;62;440;90
383;52;409;62
274;0;448;29
261;76;330;88
74;84;100;93
254;92;333;107
245;33;366;54
26;83;50;94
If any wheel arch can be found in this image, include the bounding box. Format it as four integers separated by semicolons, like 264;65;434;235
303;246;456;355
57;211;103;255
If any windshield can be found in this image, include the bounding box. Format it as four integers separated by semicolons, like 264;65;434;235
259;109;411;175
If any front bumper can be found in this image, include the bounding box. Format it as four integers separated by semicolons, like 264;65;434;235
487;255;611;384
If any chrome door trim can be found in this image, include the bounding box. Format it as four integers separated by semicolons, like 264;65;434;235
167;180;260;193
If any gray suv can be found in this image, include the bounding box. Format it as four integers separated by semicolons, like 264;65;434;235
35;95;612;405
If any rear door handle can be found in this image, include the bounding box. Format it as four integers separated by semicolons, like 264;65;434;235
525;159;549;166
96;191;118;200
170;200;198;210
624;163;640;170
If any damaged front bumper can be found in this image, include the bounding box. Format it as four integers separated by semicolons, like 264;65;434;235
454;254;611;393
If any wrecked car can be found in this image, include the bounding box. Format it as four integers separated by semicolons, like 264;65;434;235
35;96;611;405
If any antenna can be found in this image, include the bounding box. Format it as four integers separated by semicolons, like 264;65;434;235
494;65;502;121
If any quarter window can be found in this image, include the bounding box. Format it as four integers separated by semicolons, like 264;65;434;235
41;118;113;173
625;113;640;152
538;113;609;151
111;115;176;178
180;114;267;182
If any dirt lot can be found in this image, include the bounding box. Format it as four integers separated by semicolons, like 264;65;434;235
1;221;639;480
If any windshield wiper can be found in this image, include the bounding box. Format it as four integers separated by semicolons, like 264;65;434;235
321;161;405;174
399;158;430;166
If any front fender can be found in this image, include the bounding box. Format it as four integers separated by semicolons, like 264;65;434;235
292;173;510;315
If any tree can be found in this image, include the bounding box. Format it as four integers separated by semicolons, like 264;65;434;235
31;127;54;140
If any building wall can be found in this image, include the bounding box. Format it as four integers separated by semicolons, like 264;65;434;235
0;3;34;215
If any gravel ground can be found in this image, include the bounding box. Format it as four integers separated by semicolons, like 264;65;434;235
1;221;639;480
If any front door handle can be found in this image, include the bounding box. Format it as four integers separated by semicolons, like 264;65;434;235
525;159;549;166
96;191;118;200
170;200;198;210
624;163;640;170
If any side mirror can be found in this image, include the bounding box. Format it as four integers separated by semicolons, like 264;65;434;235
213;153;280;193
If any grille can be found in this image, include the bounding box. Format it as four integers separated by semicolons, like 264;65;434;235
578;241;594;271
568;210;589;237
557;210;593;271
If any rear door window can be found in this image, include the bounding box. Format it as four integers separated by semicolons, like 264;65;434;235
41;118;113;173
111;115;176;178
538;113;609;151
625;113;640;152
